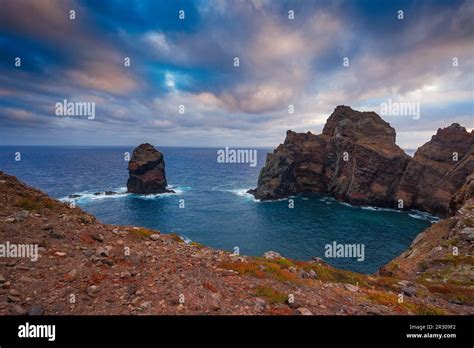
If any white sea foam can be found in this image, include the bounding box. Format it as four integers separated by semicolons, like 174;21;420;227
316;196;438;222
60;185;190;204
224;188;262;202
223;188;293;203
408;210;440;223
59;189;129;204
182;235;192;244
361;206;402;213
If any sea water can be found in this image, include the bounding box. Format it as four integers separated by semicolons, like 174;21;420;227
0;146;436;273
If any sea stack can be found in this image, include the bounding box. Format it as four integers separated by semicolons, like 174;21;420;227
126;143;174;194
248;105;474;217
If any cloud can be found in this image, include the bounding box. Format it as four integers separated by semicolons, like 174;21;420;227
0;0;472;148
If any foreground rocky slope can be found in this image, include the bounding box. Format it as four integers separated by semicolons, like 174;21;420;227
381;174;474;305
127;143;173;194
0;171;472;315
249;106;473;217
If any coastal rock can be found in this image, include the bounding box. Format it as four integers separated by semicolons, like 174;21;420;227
396;123;474;216
263;251;283;260
380;174;474;286
449;174;474;216
126;143;174;194
249;106;473;217
249;106;410;207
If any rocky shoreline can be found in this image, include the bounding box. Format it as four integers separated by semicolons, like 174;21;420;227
0;170;472;315
248;106;473;218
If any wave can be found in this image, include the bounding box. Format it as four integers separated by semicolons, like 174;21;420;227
59;188;129;204
222;188;292;203
224;188;262;202
361;206;401;213
408;210;440;223
60;185;191;204
181;235;192;244
318;195;439;222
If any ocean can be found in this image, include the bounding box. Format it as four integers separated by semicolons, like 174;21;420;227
0;146;436;273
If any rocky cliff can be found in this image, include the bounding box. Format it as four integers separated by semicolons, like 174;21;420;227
249;106;474;217
126;143;173;194
380;174;474;303
1;171;472;315
396;124;474;216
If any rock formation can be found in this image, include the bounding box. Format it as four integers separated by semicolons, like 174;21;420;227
248;106;411;206
396;124;474;216
249;106;474;217
380;174;474;290
126;143;173;194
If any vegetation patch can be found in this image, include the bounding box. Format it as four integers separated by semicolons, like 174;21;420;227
219;260;265;278
463;218;474;227
255;285;287;304
366;290;448;315
296;261;368;287
131;228;155;238
169;233;185;243
423;283;474;306
220;258;299;283
432;254;474;267
42;198;56;209
415;306;446;315
15;198;42;211
190;241;204;248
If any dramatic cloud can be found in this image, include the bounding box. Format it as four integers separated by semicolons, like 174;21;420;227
0;0;472;148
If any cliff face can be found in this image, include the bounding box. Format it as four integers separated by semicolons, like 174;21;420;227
396;124;474;216
126;143;173;194
381;174;474;294
249;106;411;206
249;106;474;217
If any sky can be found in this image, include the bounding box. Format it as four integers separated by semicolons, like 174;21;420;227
0;0;472;149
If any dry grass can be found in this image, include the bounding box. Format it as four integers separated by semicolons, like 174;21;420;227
220;258;299;283
296;261;368;286
15;198;42;211
255;285;288;304
366;291;447;315
169;233;185;243
131;228;155;238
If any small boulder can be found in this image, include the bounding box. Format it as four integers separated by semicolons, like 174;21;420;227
28;305;44;316
12;304;28;315
15;210;30;222
297;307;313;315
87;285;99;296
344;284;359;292
263;251;283;260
